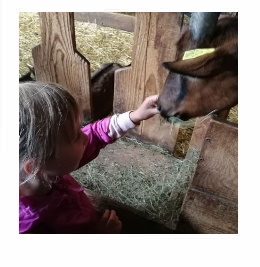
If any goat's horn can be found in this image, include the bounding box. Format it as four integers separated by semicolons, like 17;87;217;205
189;12;220;40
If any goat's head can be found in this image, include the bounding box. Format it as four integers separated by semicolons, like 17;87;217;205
157;13;238;121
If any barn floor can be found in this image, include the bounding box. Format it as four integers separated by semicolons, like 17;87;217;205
72;136;199;232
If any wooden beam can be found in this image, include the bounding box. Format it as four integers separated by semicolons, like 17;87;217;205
74;12;136;32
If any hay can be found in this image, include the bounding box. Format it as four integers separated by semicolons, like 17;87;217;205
19;12;133;76
72;137;200;227
75;20;132;72
19;12;41;76
228;105;238;124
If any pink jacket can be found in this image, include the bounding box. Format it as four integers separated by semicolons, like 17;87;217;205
19;112;136;234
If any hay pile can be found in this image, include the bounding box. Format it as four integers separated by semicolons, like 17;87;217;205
72;137;200;227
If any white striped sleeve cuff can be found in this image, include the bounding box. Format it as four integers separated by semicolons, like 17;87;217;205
108;111;137;139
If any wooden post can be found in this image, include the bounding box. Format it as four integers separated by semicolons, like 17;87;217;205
32;12;93;119
114;12;183;151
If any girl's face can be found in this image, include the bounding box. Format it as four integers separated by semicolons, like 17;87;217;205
44;113;88;176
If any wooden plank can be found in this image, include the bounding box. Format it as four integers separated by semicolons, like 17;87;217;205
192;119;238;201
114;12;183;151
74;12;135;32
32;12;92;119
184;111;234;163
176;189;238;234
176;118;238;234
184;116;213;163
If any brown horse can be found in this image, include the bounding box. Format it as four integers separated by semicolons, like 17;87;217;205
157;13;238;121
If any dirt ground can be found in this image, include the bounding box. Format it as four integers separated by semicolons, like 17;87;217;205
72;136;198;229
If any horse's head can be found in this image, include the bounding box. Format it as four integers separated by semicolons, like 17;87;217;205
157;13;238;121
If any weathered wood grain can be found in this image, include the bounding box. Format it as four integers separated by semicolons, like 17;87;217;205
177;189;238;234
185;116;213;163
32;12;92;119
176;118;238;234
114;12;183;151
192;119;238;201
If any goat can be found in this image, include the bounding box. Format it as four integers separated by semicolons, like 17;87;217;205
157;13;238;121
91;63;122;120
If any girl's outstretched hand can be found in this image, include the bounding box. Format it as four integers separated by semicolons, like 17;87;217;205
97;209;122;234
129;95;159;124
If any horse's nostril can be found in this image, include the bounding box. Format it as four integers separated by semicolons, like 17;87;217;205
157;104;161;111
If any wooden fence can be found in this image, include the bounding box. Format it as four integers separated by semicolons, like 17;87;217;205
32;12;184;152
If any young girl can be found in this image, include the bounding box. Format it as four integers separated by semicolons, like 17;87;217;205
19;81;159;234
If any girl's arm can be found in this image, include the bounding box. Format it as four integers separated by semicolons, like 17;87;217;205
78;111;136;167
78;95;159;167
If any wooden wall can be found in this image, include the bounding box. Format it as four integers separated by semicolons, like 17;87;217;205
176;118;238;234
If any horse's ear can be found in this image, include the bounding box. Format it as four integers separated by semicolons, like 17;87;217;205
162;42;237;77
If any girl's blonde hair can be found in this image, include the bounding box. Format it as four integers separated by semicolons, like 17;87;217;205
19;82;80;184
